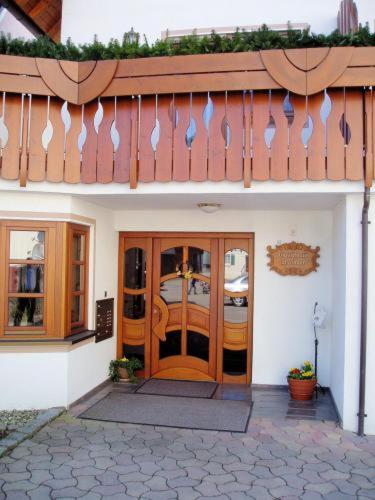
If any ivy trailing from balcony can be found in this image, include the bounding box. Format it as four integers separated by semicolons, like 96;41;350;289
0;25;374;61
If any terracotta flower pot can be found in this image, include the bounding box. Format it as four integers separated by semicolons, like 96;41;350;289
288;377;317;400
117;366;129;381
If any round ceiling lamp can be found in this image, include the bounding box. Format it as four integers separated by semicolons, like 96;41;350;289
197;203;221;214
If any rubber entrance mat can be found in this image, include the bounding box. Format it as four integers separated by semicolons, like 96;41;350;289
136;379;218;398
79;392;252;432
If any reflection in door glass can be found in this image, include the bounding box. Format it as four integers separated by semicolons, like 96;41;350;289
159;330;181;359
224;249;248;292
160;278;182;305
124;294;146;319
223;348;247;375
125;248;146;290
224;294;248;323
187;331;209;361
187;279;210;309
188;247;211;277
160;247;183;276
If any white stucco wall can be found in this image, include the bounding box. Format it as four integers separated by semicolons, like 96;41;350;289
61;0;374;44
0;192;118;409
331;200;347;421
114;208;333;388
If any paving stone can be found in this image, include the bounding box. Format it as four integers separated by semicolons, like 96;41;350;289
51;486;88;498
125;481;150;497
305;482;339;495
269;485;302;497
218;481;251;494
119;471;151;483
76;475;100;490
245;485;274;499
144;475;169;491
92;483;127;495
320;469;351;481
167;476;200;488
29;468;53;484
28;485;53;499
141;491;178;499
194;480;222;497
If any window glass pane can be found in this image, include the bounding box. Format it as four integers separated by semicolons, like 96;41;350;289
8;298;44;327
73;265;84;292
72;234;85;261
9;264;44;293
71;295;84;324
160;278;182;305
124;294;145;320
159;330;181;359
10;231;45;260
161;247;183;276
187;331;209;361
224;249;248;292
124;247;146;289
224;294;248;323
223;348;247;375
188;247;211;277
187;279;210;309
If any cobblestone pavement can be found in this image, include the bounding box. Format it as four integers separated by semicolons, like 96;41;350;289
0;413;375;499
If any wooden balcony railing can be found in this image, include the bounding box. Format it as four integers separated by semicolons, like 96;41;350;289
0;47;373;188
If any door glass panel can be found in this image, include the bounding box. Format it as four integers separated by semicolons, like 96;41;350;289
125;247;146;289
8;298;44;327
10;231;45;260
188;247;211;277
124;293;145;319
160;278;182;305
73;265;84;291
223;348;247;375
72;234;85;261
224;294;248;323
159;330;181;359
224;249;248;291
71;295;84;323
9;264;44;293
161;247;183;276
187;331;209;361
187;279;210;309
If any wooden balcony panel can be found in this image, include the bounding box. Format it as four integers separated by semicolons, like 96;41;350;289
226;92;245;182
81;100;99;184
307;92;326;181
208;93;226;182
113;97;132;183
326;89;346;181
289;94;308;181
270;91;288;181
155;94;173;182
97;98;115;184
172;94;190;182
345;89;364;181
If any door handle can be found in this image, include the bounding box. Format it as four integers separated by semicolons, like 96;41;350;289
153;295;169;342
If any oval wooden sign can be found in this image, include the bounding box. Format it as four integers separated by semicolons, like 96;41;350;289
267;242;320;276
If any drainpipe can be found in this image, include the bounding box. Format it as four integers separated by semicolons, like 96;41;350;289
358;186;370;436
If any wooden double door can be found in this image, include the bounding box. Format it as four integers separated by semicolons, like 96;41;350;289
118;233;253;384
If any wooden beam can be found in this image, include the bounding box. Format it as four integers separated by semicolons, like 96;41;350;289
27;0;50;19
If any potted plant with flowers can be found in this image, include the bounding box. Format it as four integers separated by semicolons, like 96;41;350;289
109;357;143;383
287;361;317;400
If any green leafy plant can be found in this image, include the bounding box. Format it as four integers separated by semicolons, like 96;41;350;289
109;357;143;383
0;25;374;61
288;361;316;380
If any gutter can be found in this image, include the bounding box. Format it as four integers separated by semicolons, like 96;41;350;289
358;186;370;436
0;0;48;39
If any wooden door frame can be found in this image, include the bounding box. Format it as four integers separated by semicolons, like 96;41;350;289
117;231;254;383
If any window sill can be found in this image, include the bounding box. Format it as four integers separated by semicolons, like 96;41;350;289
0;330;96;345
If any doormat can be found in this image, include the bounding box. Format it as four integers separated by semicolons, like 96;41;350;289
79;392;252;433
135;379;218;399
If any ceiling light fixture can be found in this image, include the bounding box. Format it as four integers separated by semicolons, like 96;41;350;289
197;203;221;214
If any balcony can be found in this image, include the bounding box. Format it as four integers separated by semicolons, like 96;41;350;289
0;46;373;188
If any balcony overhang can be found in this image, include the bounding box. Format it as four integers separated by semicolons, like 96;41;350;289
0;47;373;189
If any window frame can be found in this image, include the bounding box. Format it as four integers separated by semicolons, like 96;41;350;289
0;220;58;338
66;223;90;336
